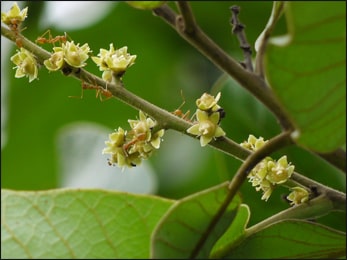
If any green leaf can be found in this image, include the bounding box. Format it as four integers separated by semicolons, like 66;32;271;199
151;181;241;258
126;1;166;10
265;2;346;152
210;204;250;258
222;219;346;259
1;189;174;259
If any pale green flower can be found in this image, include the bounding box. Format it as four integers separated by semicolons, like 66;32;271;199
43;47;64;71
187;109;225;146
266;155;294;185
1;2;28;29
126;111;164;156
287;187;309;206
102;127;126;155
240;134;268;151
151;129;165;149
103;112;164;168
62;41;90;68
103;127;142;168
92;43;136;81
10;47;38;82
247;157;275;201
196;92;221;111
128;110;155;141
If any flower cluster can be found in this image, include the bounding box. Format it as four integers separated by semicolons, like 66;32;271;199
10;48;38;82
187;92;226;146
92;44;137;82
44;41;91;71
4;3;137;85
242;135;308;205
102;111;165;168
1;2;28;31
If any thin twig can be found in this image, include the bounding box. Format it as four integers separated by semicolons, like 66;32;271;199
153;4;293;131
230;5;254;72
1;24;247;161
176;1;197;33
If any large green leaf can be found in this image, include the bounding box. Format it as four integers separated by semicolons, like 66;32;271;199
1;189;174;258
222;219;346;259
210;204;250;258
151;181;241;258
265;2;346;152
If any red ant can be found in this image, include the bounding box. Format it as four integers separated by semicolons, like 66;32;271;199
35;30;68;46
7;19;27;48
172;90;192;122
122;132;147;152
69;81;113;101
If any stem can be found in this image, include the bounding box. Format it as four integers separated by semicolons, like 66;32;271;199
229;5;254;72
1;24;246;161
152;3;346;174
246;194;343;236
190;131;293;258
153;4;293;131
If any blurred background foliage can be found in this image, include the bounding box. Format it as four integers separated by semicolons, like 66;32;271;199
1;1;345;229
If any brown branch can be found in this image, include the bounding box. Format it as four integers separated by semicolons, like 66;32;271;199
230;5;254;72
153;4;293;131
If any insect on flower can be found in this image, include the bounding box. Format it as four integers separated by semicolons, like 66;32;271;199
122;132;147;152
35;30;69;46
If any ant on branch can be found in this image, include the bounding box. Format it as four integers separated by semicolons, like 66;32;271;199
69;81;113;101
35;30;69;46
172;90;193;122
7;18;26;48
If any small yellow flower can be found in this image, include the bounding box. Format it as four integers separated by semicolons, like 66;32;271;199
1;2;28;29
196;92;221;111
266;155;295;185
44;47;64;71
286;187;309;206
128;110;155;141
187;109;225;146
92;43;136;81
103;112;165;168
151;129;165;149
247;157;275;201
62;41;90;68
240;134;268;151
10;48;38;82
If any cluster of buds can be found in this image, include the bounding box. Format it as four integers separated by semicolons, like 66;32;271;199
241;135;309;205
102;111;165;168
187;92;226;146
91;43;137;83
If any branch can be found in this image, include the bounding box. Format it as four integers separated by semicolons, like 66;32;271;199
1;24;247;162
229;5;254;72
152;3;346;175
190;130;293;258
153;4;293;131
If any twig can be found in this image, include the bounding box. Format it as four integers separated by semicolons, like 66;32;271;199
230;5;254;72
153;4;293;131
1;24;246;162
176;1;197;34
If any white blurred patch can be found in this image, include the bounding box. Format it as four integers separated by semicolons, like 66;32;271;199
155;131;210;189
38;1;116;30
56;122;158;194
